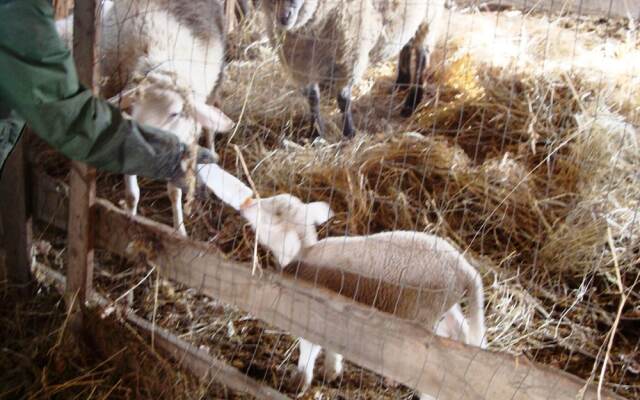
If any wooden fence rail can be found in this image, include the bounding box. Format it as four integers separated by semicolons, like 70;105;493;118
30;169;627;400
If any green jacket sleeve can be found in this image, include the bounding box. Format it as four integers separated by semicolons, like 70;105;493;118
0;0;184;180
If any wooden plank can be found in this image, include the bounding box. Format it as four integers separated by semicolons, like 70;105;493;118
465;0;640;18
66;163;96;307
30;175;627;400
66;0;99;312
92;201;628;400
32;262;291;400
0;134;33;286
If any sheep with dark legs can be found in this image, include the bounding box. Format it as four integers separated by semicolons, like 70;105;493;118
259;0;446;138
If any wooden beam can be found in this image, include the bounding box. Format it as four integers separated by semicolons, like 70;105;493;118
30;174;627;400
466;0;640;19
0;134;33;286
32;262;291;400
66;0;98;314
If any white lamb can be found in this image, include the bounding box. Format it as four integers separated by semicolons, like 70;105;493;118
98;0;234;236
240;194;487;397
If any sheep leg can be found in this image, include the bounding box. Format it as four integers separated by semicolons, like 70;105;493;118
394;43;413;90
401;46;428;117
167;183;188;236
323;350;343;381
124;175;140;216
303;83;325;138
203;128;216;153
296;338;322;392
337;85;355;138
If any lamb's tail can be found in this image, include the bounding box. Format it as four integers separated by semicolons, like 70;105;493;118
463;262;487;348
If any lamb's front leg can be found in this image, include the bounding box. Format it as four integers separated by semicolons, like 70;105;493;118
124;175;140;216
167;182;187;236
295;338;322;393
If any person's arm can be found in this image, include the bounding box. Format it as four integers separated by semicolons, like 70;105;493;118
0;0;211;180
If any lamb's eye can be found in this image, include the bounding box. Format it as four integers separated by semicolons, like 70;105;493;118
168;111;181;120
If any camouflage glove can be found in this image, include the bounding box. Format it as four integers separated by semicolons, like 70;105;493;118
169;143;219;194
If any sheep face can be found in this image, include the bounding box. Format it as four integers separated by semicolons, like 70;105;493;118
240;194;333;266
124;73;234;144
262;0;318;30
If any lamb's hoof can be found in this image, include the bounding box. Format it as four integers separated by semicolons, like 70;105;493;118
287;369;310;395
325;366;343;383
384;376;400;388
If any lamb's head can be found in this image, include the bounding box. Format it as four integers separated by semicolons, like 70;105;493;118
262;0;318;30
240;193;333;267
120;72;234;144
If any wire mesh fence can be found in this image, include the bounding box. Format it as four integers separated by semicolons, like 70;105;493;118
29;0;640;398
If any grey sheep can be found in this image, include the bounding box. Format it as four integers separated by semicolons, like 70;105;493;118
259;0;446;138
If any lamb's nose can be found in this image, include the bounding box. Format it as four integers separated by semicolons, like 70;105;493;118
279;9;292;26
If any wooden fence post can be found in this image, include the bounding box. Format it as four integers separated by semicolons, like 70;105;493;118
0;134;33;288
53;0;74;19
65;0;99;327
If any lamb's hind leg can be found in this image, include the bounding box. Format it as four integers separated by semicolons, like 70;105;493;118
324;349;343;382
167;183;187;236
124;175;140;216
303;83;325;138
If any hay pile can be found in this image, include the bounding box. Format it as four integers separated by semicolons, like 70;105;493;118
29;5;640;399
209;7;640;397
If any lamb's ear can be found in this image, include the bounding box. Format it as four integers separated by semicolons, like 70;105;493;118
305;201;334;225
272;228;302;267
194;102;235;133
255;222;301;268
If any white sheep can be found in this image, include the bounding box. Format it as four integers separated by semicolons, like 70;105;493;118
240;195;487;396
99;0;234;236
259;0;446;137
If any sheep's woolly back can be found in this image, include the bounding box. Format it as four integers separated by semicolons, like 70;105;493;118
294;231;486;341
261;0;445;91
100;0;225;100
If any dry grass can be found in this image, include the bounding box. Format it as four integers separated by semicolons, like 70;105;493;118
0;278;233;399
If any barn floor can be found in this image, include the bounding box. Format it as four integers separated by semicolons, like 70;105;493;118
3;4;640;400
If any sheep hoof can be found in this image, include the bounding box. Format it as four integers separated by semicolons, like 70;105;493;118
384;376;400;388
341;119;356;138
401;87;424;117
325;367;342;383
288;370;310;395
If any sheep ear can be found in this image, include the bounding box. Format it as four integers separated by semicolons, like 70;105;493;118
305;201;334;225
273;229;302;267
194;102;235;133
254;222;301;268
